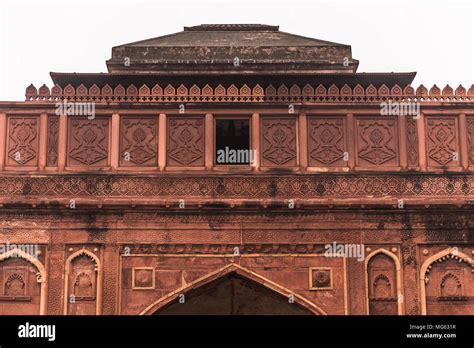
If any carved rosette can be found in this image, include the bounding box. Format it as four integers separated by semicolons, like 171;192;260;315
68;117;109;167
167;117;204;166
6;116;39;166
426;117;458;167
357;118;398;166
308;117;346;166
120;117;158;166
261;118;297;166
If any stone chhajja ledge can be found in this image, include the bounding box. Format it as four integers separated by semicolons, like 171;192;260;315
24;83;474;103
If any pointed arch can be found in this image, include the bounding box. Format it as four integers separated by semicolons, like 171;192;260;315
419;247;473;315
140;263;327;315
0;247;47;314
63;248;102;315
365;248;403;315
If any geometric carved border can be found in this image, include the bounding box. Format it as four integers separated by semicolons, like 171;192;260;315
0;174;473;200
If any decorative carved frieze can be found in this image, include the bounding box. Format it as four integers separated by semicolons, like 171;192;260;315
261;118;297;166
68;117;109;167
120;244;327;255
24;83;474;103
6;116;39;166
0;174;472;200
167;117;205;166
120;117;158;166
308;117;346;167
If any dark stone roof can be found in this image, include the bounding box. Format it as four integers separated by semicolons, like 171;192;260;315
50;71;416;89
48;24;416;88
106;24;359;75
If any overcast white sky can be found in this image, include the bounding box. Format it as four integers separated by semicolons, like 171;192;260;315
0;0;473;101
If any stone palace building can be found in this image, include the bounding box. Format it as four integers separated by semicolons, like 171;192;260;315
0;24;473;315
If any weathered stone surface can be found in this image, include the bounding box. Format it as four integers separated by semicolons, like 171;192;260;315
0;24;472;315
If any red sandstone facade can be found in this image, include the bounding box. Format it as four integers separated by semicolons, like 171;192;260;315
0;24;473;315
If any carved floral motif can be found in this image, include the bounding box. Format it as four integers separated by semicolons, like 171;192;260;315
68;118;109;166
426;118;457;166
357;119;398;166
309;118;345;166
261;118;296;166
168;117;204;166
120;117;158;166
7;117;39;166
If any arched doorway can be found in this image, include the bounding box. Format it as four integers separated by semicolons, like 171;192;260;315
141;264;324;315
152;272;313;315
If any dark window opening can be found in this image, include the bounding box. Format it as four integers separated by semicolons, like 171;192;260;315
215;119;251;165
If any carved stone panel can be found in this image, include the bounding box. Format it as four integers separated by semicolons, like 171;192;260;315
68;117;110;167
260;117;297;167
425;258;473;314
356;118;399;167
167;117;205;166
132;267;155;289
0;258;41;314
426;117;459;168
46;116;59;167
466;117;474;166
406;119;419;167
309;268;332;290
308;117;346;167
120;117;158;167
6;116;39;167
367;253;397;315
67;254;97;315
